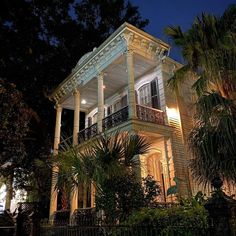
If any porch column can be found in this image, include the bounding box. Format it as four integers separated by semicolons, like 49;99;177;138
72;90;80;145
97;73;104;133
91;182;96;207
125;49;137;119
71;90;80;216
162;137;174;201
49;104;62;219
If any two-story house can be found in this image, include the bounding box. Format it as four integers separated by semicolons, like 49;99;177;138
49;23;194;218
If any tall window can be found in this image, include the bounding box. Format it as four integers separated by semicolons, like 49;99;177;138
139;83;151;107
113;100;121;112
138;77;160;109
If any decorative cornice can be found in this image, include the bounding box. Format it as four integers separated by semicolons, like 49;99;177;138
50;23;170;104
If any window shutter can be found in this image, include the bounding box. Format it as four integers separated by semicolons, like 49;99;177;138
151;78;160;109
121;95;128;107
135;90;138;103
88;117;92;127
107;106;112;115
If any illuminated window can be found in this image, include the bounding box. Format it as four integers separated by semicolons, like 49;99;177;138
138;77;160;109
139;83;151;106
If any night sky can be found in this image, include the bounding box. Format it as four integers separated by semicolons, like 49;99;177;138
131;0;235;62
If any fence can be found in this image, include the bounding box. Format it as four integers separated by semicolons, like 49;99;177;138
39;224;208;236
0;225;16;236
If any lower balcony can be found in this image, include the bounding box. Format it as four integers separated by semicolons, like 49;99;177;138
78;105;166;144
78;123;98;143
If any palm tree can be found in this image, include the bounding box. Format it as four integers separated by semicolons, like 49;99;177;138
165;5;236;99
189;93;236;184
54;131;151;213
164;5;236;185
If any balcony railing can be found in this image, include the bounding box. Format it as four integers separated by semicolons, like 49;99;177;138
78;123;98;143
77;105;165;144
136;104;165;125
102;106;129;131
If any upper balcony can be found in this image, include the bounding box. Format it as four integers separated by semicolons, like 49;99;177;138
50;23;172;147
78;104;169;144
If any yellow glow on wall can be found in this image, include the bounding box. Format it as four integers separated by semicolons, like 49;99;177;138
166;107;180;121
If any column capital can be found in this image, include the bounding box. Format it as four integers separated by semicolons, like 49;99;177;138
55;103;62;111
73;89;80;96
125;48;134;56
97;71;106;79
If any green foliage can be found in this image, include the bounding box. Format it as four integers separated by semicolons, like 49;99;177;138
57;131;160;222
165;5;236;186
96;174;161;224
0;0;148;206
0;79;33;174
142;175;162;206
125;199;208;235
189;92;236;184
165;5;236;99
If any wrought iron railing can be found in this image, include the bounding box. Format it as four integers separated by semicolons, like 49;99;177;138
40;224;208;236
78;123;98;143
136;104;165;125
102;106;129;131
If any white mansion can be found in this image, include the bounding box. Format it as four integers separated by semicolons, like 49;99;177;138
49;23;196;218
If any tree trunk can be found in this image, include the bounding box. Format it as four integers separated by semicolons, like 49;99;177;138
5;174;13;210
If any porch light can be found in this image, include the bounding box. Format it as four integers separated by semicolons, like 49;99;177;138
81;99;87;104
103;85;106;89
166;107;179;120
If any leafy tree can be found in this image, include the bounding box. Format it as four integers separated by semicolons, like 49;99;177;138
56;131;161;223
165;5;236;185
0;79;34;208
0;0;148;204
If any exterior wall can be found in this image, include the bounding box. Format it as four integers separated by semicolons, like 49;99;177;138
162;59;192;197
139;136;176;202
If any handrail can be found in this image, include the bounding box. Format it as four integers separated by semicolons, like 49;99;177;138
102;106;129;131
137;104;163;113
78;123;98;143
136;104;165;125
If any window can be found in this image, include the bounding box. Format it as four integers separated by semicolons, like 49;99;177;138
113;100;121;112
139;83;151;107
138;78;161;109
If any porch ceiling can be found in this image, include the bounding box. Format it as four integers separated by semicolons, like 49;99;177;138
62;52;156;111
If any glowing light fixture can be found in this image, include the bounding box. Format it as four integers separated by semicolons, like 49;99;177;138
103;85;106;89
81;99;87;105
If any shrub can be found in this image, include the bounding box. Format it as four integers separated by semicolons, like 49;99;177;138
124;199;208;235
96;175;161;224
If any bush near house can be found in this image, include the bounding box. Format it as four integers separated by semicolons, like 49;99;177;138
124;198;208;235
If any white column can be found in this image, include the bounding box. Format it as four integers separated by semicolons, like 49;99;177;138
126;49;137;119
49;104;62;219
97;73;104;133
70;90;80;216
72;90;80;145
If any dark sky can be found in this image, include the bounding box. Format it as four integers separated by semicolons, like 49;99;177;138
131;0;234;63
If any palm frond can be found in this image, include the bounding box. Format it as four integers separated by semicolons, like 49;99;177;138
189;92;236;184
